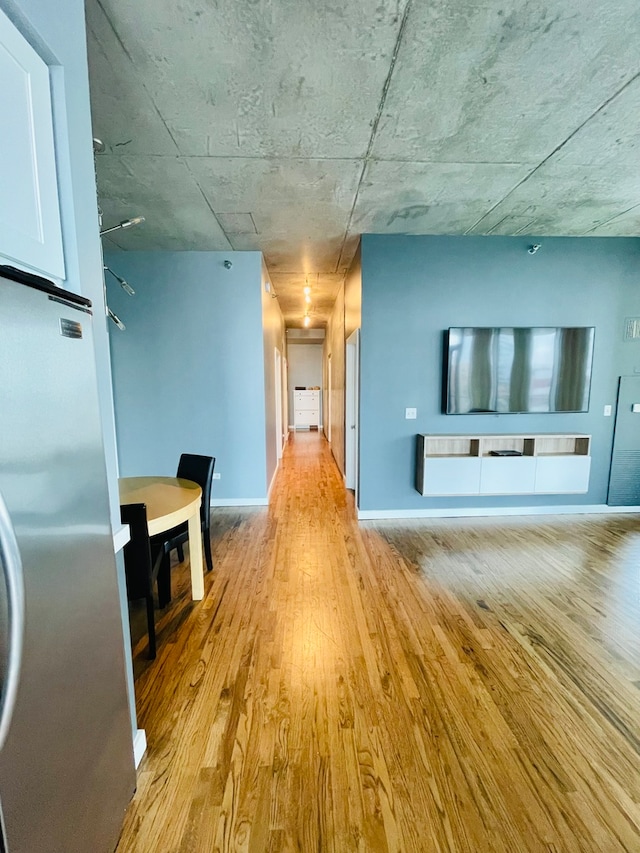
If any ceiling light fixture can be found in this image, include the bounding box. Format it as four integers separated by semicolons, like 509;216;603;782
303;315;311;328
305;294;311;304
303;285;311;295
100;216;145;236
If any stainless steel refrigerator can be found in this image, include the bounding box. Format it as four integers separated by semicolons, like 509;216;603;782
0;267;136;852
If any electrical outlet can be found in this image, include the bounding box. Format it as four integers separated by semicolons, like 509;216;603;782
603;405;612;416
405;407;417;419
212;472;221;479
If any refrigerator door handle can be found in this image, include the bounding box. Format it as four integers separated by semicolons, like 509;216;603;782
0;490;25;752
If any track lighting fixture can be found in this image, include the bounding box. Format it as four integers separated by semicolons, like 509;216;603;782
104;265;135;296
107;307;125;331
100;216;145;236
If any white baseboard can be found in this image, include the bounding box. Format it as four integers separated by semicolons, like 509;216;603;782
357;504;640;520
133;729;147;768
210;497;268;507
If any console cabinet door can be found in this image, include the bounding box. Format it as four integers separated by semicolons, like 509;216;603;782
479;457;537;495
535;456;591;494
0;9;64;279
422;458;482;496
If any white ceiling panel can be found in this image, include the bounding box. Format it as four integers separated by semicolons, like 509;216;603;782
371;0;640;164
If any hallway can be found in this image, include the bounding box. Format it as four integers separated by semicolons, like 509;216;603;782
118;431;640;852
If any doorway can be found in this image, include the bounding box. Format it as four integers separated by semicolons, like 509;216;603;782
345;330;360;497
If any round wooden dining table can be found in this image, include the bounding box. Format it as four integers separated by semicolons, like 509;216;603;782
118;476;204;600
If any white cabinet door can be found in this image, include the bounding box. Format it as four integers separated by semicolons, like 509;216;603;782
294;391;319;411
0;9;64;279
534;456;591;494
422;458;482;496
480;458;537;494
294;409;319;428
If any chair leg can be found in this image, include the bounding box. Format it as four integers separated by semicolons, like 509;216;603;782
145;594;157;660
157;551;171;608
176;543;185;563
204;529;214;572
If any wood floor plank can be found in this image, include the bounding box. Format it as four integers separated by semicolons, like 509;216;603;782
117;432;640;852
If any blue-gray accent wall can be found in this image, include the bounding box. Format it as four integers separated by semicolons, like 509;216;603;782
106;251;269;501
359;235;640;512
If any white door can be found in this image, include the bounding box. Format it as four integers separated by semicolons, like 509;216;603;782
345;330;360;495
0;9;65;279
274;348;283;460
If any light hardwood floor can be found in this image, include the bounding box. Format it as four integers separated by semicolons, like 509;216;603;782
118;431;640;852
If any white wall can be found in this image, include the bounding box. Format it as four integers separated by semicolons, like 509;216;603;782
287;343;323;424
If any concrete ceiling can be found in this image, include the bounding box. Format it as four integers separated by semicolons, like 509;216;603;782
86;0;640;327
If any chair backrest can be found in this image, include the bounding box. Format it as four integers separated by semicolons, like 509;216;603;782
120;503;152;600
176;454;215;525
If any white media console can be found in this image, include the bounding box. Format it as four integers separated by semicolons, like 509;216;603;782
416;433;591;497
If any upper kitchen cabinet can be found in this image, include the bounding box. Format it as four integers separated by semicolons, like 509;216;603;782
0;8;64;279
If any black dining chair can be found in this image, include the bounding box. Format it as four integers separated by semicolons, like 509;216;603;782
164;453;216;573
120;503;170;660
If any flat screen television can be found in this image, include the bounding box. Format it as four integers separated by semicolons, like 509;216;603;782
444;326;595;414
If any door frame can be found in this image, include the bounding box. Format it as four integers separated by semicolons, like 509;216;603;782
326;354;332;443
274;347;284;460
345;329;360;499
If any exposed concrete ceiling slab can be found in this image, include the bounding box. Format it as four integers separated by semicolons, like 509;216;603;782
587;206;640;237
94;0;409;158
550;79;640;168
97;156;231;251
469;164;640;236
352;160;535;234
86;0;640;326
185;157;363;271
371;1;640;164
269;272;344;327
85;0;179;156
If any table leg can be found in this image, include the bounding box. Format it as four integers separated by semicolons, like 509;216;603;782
187;510;205;600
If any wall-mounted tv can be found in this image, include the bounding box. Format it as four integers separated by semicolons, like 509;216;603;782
444;326;595;414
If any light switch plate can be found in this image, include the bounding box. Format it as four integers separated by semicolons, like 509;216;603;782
604;404;612;416
212;472;221;479
405;407;417;419
633;404;640;413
